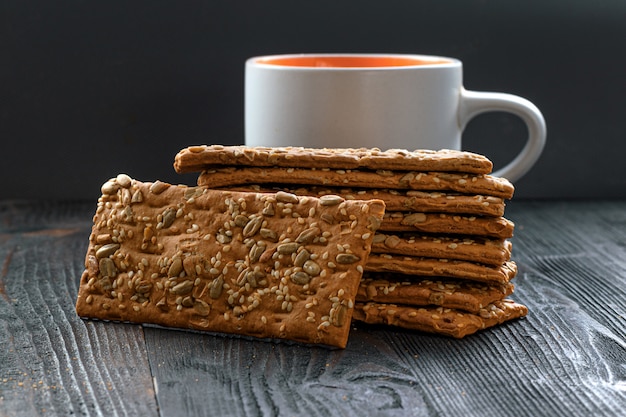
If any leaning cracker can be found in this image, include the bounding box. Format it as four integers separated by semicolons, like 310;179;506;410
174;145;493;174
380;212;514;239
197;167;514;199
372;233;512;266
225;185;507;217
357;275;514;314
352;300;528;338
75;174;385;348
365;254;518;284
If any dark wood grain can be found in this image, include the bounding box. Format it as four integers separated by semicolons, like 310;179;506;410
0;201;158;417
504;201;626;415
1;200;625;417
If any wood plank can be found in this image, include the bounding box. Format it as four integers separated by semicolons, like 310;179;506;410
0;201;159;417
506;201;626;413
508;201;626;336
144;325;435;417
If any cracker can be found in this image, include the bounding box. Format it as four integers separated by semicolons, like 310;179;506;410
371;233;512;266
174;145;493;175
75;174;385;348
197;167;514;199
223;185;507;217
352;300;528;338
365;254;518;285
380;212;514;239
357;275;514;314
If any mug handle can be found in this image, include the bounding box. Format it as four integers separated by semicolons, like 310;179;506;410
459;88;547;182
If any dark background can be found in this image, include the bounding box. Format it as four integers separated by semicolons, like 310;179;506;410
2;0;625;201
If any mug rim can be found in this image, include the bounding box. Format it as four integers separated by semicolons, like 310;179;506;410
248;53;461;70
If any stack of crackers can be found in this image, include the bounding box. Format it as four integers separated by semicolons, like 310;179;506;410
75;145;527;348
173;145;527;338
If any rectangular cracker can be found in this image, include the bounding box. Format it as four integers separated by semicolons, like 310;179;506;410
197;167;514;199
174;145;493;174
357;275;514;314
353;300;528;338
365;254;518;285
223;185;507;217
380;212;514;239
372;233;512;266
75;174;385;348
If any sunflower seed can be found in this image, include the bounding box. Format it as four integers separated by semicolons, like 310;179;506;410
372;234;386;244
99;276;113;291
131;189;144;203
216;233;232;244
243;216;263;237
95;234;112;244
295;227;321;244
135;281;153;294
277;242;299;254
171;280;193;295
96;243;120;259
156;297;168;311
101;180;118;195
168;257;183;277
234;214;249;227
399;172;415;187
161;208;177;228
116;173;132;188
367;215;382;231
276;191;299;203
99;257;117;277
210;276;224;299
319;195;344;206
259;228;278;242
184;187;203;200
401;213;427;225
150;180;170;194
193;299;211;316
384;235;401;248
331;304;348;327
291;271;311;285
321;213;335;224
294;248;310;267
336;253;361;264
262;202;275;216
249;242;267;263
303;260;321;276
120;188;132;205
376;169;394;177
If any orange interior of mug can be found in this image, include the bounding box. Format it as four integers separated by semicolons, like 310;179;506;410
256;55;450;68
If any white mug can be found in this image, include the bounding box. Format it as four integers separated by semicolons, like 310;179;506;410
245;53;546;182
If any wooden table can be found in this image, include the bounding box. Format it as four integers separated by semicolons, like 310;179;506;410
1;199;625;416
